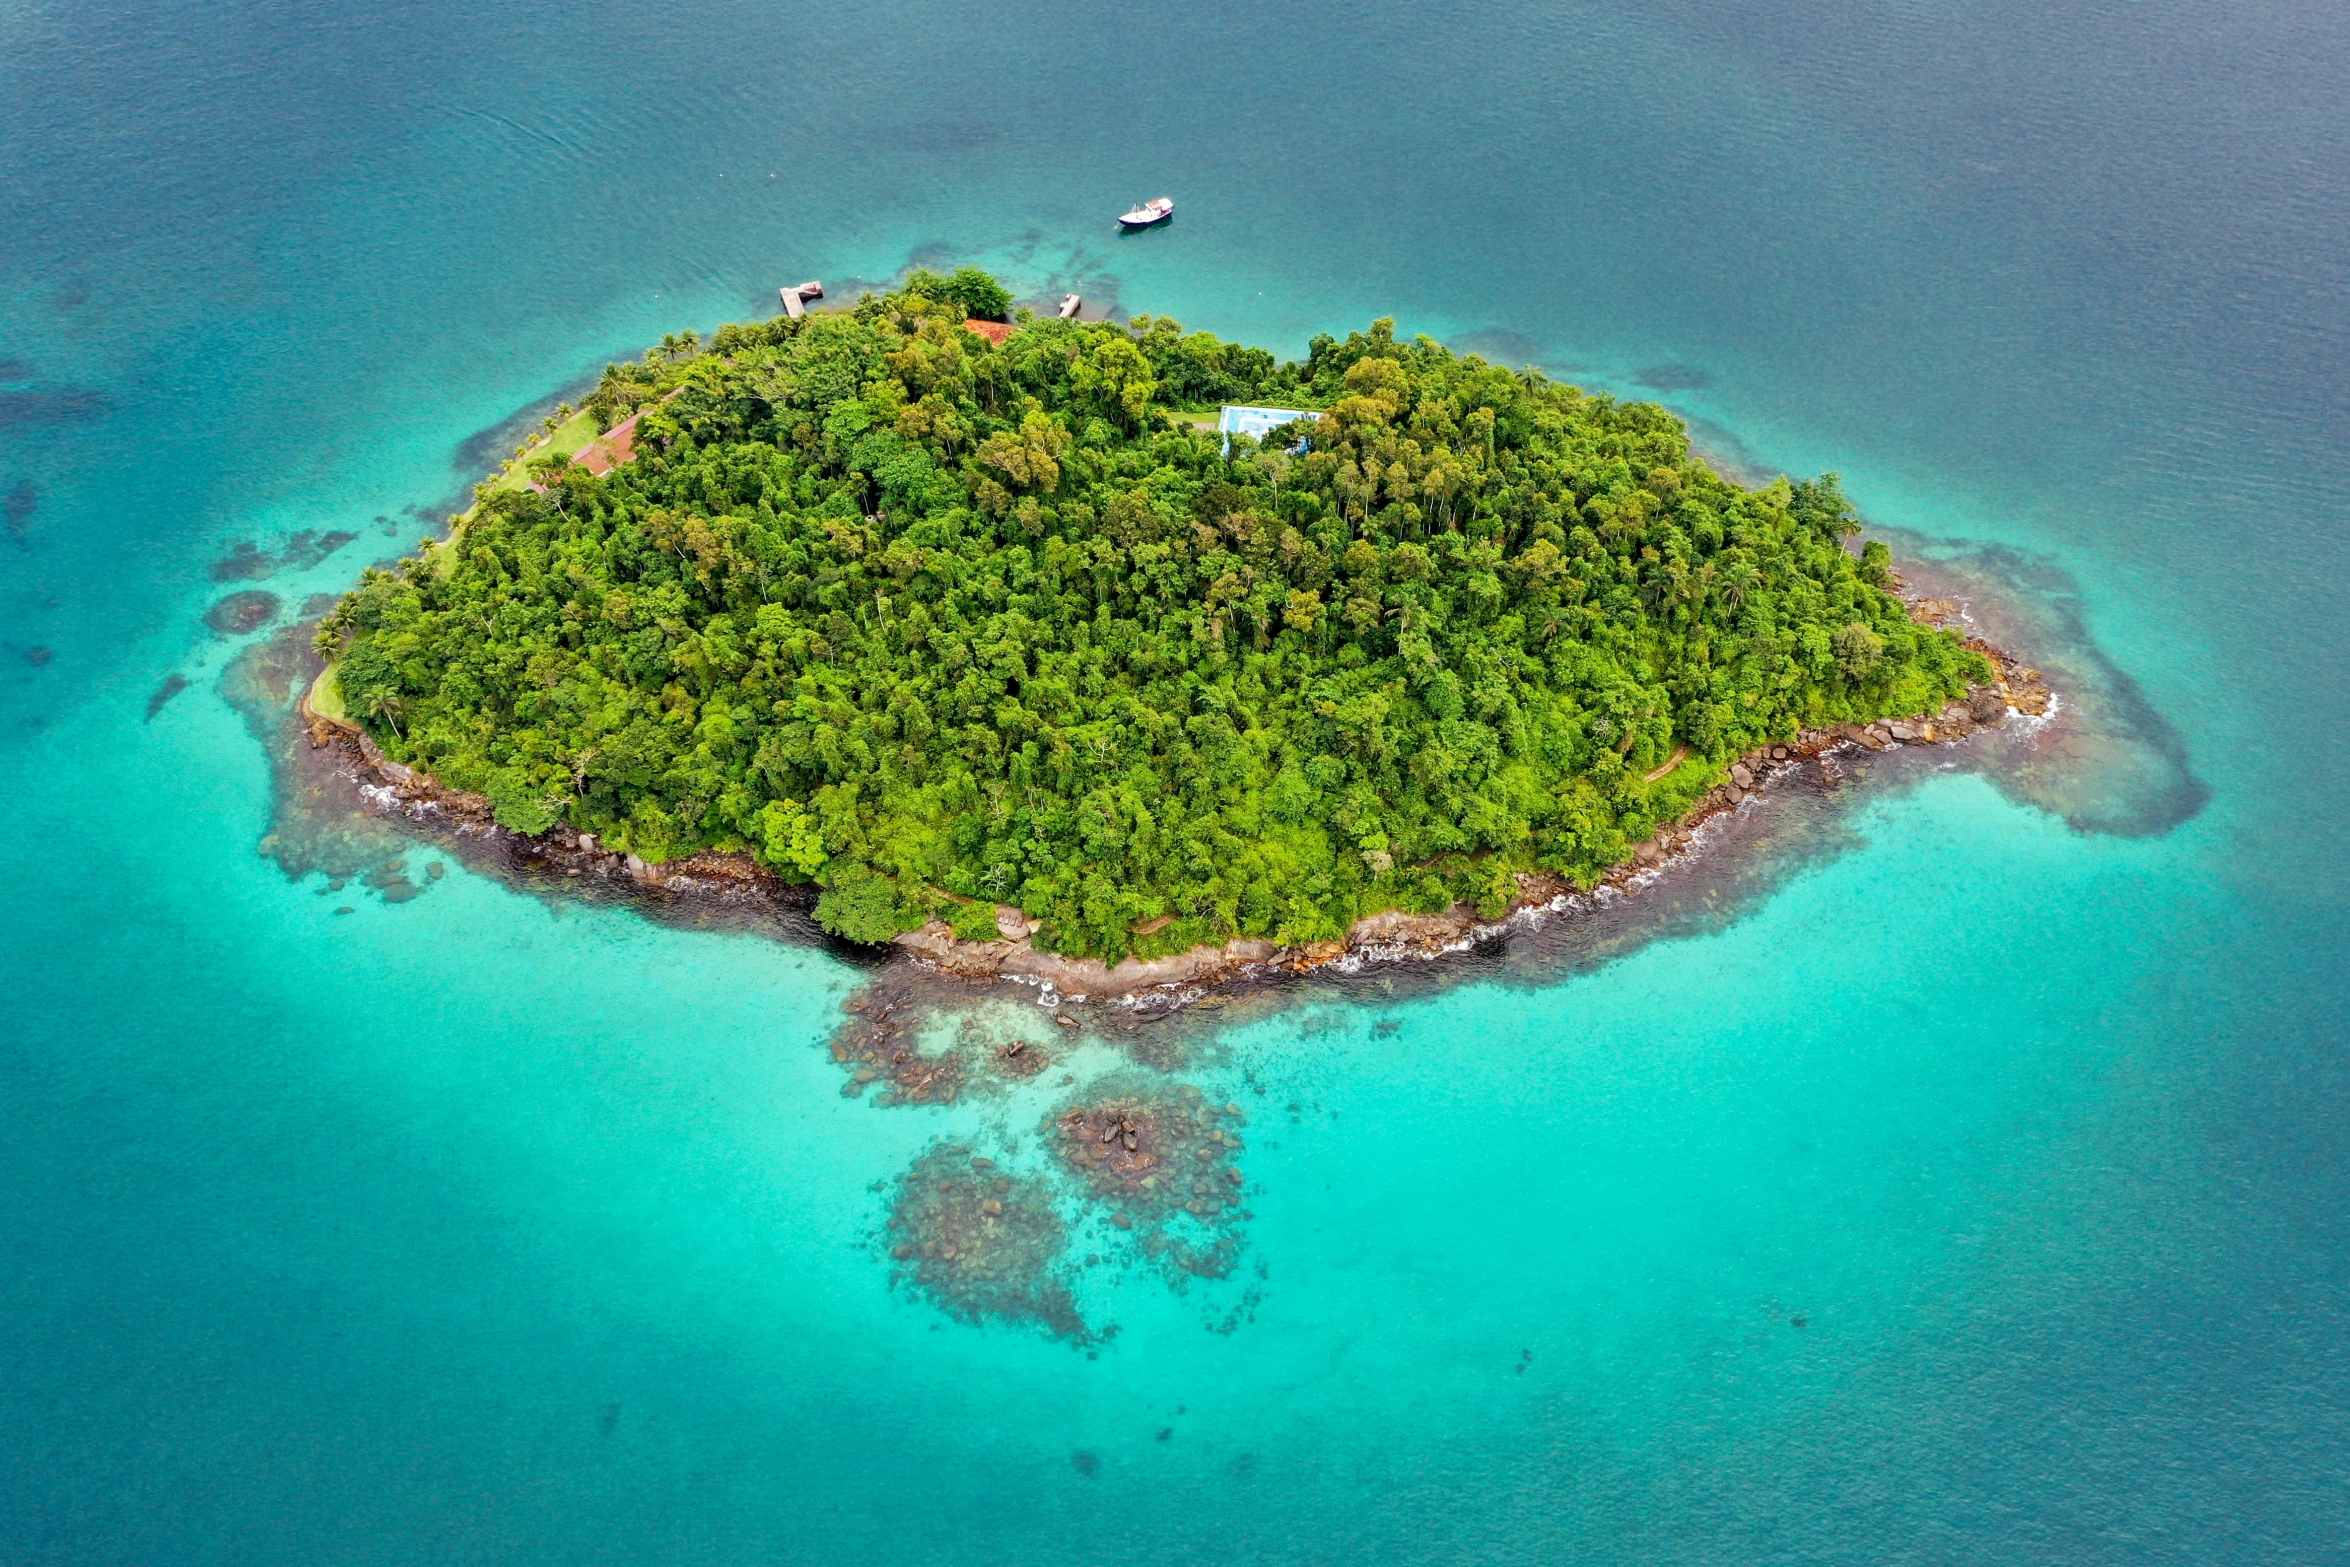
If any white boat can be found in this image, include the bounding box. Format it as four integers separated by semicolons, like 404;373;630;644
1118;197;1174;228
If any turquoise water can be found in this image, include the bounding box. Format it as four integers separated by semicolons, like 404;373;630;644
6;0;2347;1559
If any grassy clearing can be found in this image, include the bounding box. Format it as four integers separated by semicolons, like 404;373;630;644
305;663;347;723
481;406;602;502
427;406;607;575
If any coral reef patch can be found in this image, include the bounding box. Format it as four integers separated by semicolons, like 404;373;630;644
209;530;359;582
1050;1084;1247;1284
887;1146;1090;1341
203;590;280;635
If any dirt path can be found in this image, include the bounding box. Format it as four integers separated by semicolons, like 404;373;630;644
1642;745;1690;784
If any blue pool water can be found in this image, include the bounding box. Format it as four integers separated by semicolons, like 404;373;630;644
4;0;2347;1560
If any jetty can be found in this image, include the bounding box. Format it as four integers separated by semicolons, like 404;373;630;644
779;280;824;319
1057;294;1083;319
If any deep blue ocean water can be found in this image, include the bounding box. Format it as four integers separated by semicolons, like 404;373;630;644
5;0;2348;1560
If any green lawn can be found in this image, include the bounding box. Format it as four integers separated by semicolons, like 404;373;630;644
481;406;602;501
427;406;606;575
306;663;347;723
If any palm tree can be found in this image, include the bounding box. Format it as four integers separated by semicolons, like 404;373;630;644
1721;559;1761;609
527;452;573;508
362;688;405;740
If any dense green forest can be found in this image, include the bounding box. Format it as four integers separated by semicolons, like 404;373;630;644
319;272;1988;959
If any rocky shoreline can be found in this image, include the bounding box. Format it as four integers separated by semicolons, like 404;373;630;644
299;588;2051;1006
893;623;2048;1001
296;700;787;903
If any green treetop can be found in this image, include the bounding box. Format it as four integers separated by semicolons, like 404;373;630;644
319;278;1988;958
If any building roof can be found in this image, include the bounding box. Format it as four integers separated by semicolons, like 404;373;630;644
570;411;641;477
1217;404;1321;453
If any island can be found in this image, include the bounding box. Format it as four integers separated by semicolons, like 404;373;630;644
310;269;2006;986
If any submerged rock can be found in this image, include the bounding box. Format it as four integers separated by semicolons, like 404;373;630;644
886;1146;1088;1340
203;590;280;635
1049;1085;1247;1283
823;992;966;1105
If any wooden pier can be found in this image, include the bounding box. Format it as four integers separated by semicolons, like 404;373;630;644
779;280;824;318
1057;293;1082;319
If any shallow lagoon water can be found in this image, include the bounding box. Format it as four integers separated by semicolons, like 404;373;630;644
5;0;2348;1560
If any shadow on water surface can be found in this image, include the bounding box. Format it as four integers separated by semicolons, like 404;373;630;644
1634;364;1710;392
1445;330;1545;368
1881;529;2208;839
237;411;2203;1339
230;619;864;949
5;479;34;547
0;386;111;426
208;530;359;583
439;371;606;516
235;550;2196;1339
1672;426;2204;838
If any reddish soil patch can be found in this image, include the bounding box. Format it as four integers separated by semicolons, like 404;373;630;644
573;386;687;476
960;318;1013;345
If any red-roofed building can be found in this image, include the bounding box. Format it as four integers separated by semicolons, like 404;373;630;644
570;411;641;477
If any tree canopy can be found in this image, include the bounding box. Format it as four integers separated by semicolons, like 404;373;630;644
904;266;1013;322
320;278;1988;959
